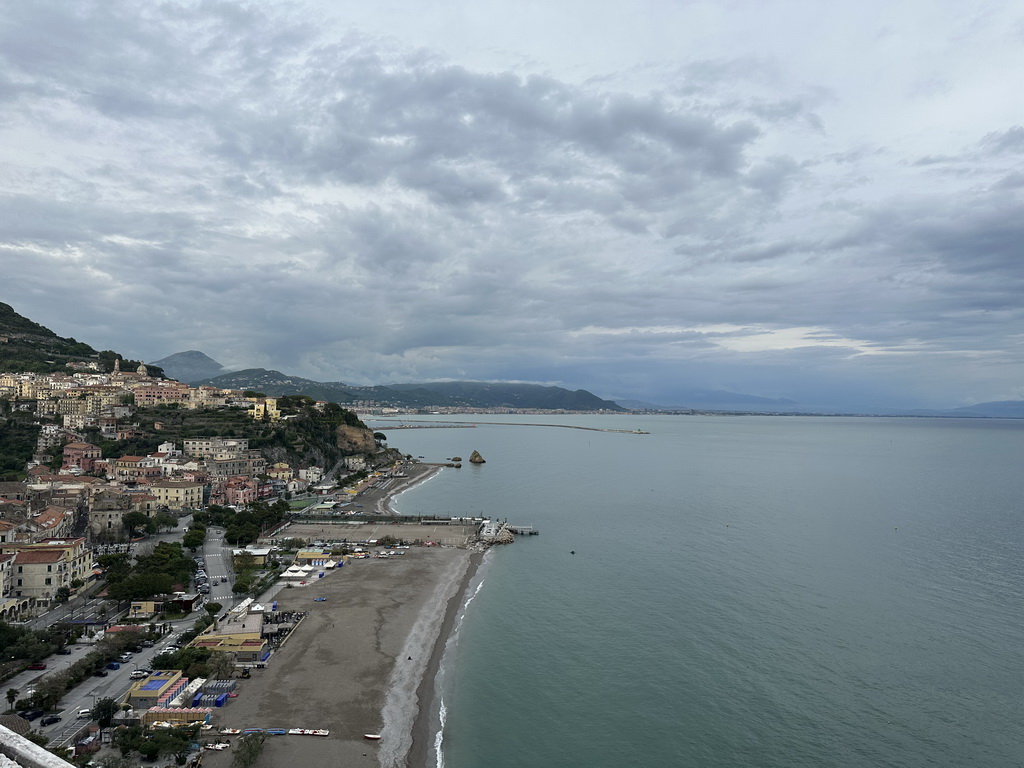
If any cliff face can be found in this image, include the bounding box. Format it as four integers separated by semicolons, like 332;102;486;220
336;424;379;455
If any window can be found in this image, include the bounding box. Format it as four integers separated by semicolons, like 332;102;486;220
45;577;52;586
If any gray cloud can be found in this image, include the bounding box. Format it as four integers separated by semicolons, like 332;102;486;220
2;0;1023;410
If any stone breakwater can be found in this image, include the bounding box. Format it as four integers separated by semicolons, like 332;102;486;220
479;520;516;545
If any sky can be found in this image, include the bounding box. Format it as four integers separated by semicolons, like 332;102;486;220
2;0;1023;411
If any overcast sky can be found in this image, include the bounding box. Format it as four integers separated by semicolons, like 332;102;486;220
2;1;1023;410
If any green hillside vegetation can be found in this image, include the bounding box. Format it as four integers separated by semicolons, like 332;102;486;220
388;380;625;410
0;400;41;480
195;369;623;411
84;396;371;468
0;302;163;376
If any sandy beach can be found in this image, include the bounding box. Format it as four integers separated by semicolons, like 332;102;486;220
200;462;480;768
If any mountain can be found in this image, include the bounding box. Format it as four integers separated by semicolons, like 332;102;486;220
945;400;1024;418
0;301;162;376
195;369;624;411
388;381;624;411
149;350;226;383
194;368;361;403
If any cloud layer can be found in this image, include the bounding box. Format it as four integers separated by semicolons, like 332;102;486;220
2;1;1023;410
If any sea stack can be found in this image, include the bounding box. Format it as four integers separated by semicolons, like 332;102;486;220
469;450;486;464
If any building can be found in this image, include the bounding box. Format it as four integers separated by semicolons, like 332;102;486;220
8;538;90;603
147;479;204;511
61;442;102;472
111;456;161;484
183;437;250;459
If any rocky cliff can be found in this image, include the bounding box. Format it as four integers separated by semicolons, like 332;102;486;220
336;424;379;455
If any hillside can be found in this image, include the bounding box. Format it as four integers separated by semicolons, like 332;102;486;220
87;396;383;469
0;302;162;376
388;381;625;411
194;369;624;411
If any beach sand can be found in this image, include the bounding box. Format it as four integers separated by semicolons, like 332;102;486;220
199;459;480;768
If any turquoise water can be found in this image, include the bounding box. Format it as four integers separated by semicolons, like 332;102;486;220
384;415;1024;767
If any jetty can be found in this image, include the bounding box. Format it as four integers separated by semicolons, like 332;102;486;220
478;519;538;544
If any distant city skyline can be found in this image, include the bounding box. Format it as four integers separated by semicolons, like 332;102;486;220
3;1;1023;411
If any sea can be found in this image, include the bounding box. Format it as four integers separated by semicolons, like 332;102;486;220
376;414;1024;768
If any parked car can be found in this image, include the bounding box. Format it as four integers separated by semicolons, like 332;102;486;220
92;669;109;677
106;661;121;670
56;647;72;655
41;714;61;726
23;709;44;721
118;653;132;662
77;708;92;719
129;670;148;680
27;662;47;670
141;639;155;647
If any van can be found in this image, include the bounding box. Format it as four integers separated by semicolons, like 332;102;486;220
77;708;92;719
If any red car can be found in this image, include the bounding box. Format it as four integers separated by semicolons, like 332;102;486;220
27;662;47;670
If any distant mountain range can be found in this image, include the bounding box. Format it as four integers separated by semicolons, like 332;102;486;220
192;367;625;411
3;302;1024;418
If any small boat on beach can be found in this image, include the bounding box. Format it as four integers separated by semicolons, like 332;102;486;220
364;733;382;740
220;729;241;734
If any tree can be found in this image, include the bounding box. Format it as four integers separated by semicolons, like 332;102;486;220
204;603;223;618
234;551;256;573
94;697;120;728
182;528;206;552
232;732;266;768
208;651;235;680
6;688;17;711
138;741;160;761
54;586;72;603
121;511;148;538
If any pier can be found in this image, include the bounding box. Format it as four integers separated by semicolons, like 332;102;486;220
508;524;538;535
478;520;539;544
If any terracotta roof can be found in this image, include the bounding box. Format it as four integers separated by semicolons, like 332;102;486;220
0;713;31;734
14;549;65;564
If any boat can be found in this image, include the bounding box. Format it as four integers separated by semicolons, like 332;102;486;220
220;728;241;735
267;728;288;735
364;733;382;740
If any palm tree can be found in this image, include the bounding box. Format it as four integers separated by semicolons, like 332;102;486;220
6;688;18;711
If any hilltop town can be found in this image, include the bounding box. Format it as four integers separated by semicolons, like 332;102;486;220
0;356;394;618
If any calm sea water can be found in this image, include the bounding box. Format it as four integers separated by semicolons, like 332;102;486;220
381;415;1024;768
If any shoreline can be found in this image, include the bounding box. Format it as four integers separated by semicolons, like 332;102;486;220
407;549;484;768
198;459;477;768
365;462;446;516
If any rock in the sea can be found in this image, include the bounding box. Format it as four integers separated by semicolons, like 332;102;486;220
450;456;463;462
469;450;485;464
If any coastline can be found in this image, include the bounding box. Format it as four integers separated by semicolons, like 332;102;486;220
364;461;446;516
201;460;478;768
407;549;485;768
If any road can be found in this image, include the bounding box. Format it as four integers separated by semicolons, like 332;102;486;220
12;513;245;746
